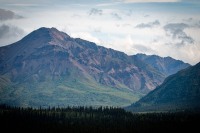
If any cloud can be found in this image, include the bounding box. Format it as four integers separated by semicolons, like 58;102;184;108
0;24;25;46
0;24;24;38
0;8;23;21
121;0;179;3
133;44;156;53
194;21;200;28
183;17;193;22
164;23;194;45
111;13;122;20
71;14;81;18
181;0;200;3
89;8;102;16
135;20;160;28
5;3;43;7
93;27;101;33
96;2;121;7
71;32;100;44
144;15;150;17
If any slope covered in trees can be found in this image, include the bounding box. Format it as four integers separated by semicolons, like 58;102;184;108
126;62;200;112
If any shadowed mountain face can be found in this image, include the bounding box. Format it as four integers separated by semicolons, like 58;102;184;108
0;27;190;107
126;62;200;112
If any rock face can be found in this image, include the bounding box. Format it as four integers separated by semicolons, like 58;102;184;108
0;27;190;107
126;62;200;112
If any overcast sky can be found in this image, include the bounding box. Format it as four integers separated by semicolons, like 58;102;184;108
0;0;200;65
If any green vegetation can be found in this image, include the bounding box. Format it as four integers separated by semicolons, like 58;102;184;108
0;74;142;107
0;105;199;133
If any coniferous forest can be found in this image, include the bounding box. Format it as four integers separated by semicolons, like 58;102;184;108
0;104;200;133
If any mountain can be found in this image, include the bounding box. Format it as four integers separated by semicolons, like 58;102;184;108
126;62;200;112
134;53;190;76
0;27;190;107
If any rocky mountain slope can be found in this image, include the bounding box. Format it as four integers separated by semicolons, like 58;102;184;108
0;27;190;107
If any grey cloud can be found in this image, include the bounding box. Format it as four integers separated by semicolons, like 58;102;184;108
0;8;23;21
94;28;101;33
198;21;200;27
144;15;150;17
122;23;131;27
133;44;155;53
71;14;81;18
164;23;188;31
181;0;200;3
116;24;120;27
135;20;160;28
89;8;102;16
164;23;194;45
183;18;193;22
124;10;133;16
194;21;200;28
0;24;24;38
0;24;25;45
111;13;122;20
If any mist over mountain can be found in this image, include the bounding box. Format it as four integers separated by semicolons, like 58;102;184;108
0;27;190;107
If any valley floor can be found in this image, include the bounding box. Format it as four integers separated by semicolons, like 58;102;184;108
0;105;199;133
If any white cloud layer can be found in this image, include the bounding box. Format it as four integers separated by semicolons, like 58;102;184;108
71;32;101;44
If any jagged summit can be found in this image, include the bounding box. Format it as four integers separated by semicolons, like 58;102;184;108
21;27;71;45
30;27;70;38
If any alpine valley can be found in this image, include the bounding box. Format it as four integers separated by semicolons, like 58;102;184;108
0;27;190;107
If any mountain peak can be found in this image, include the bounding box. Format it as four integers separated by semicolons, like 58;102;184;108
18;27;71;48
32;27;70;40
34;27;60;33
35;27;65;35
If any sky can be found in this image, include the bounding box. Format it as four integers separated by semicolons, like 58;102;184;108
0;0;200;65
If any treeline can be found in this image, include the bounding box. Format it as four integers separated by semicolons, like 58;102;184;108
0;104;199;133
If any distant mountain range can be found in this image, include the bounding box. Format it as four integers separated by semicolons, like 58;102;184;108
134;54;190;77
126;62;200;112
0;27;190;107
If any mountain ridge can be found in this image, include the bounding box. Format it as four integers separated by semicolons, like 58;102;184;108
0;27;190;107
134;53;190;76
